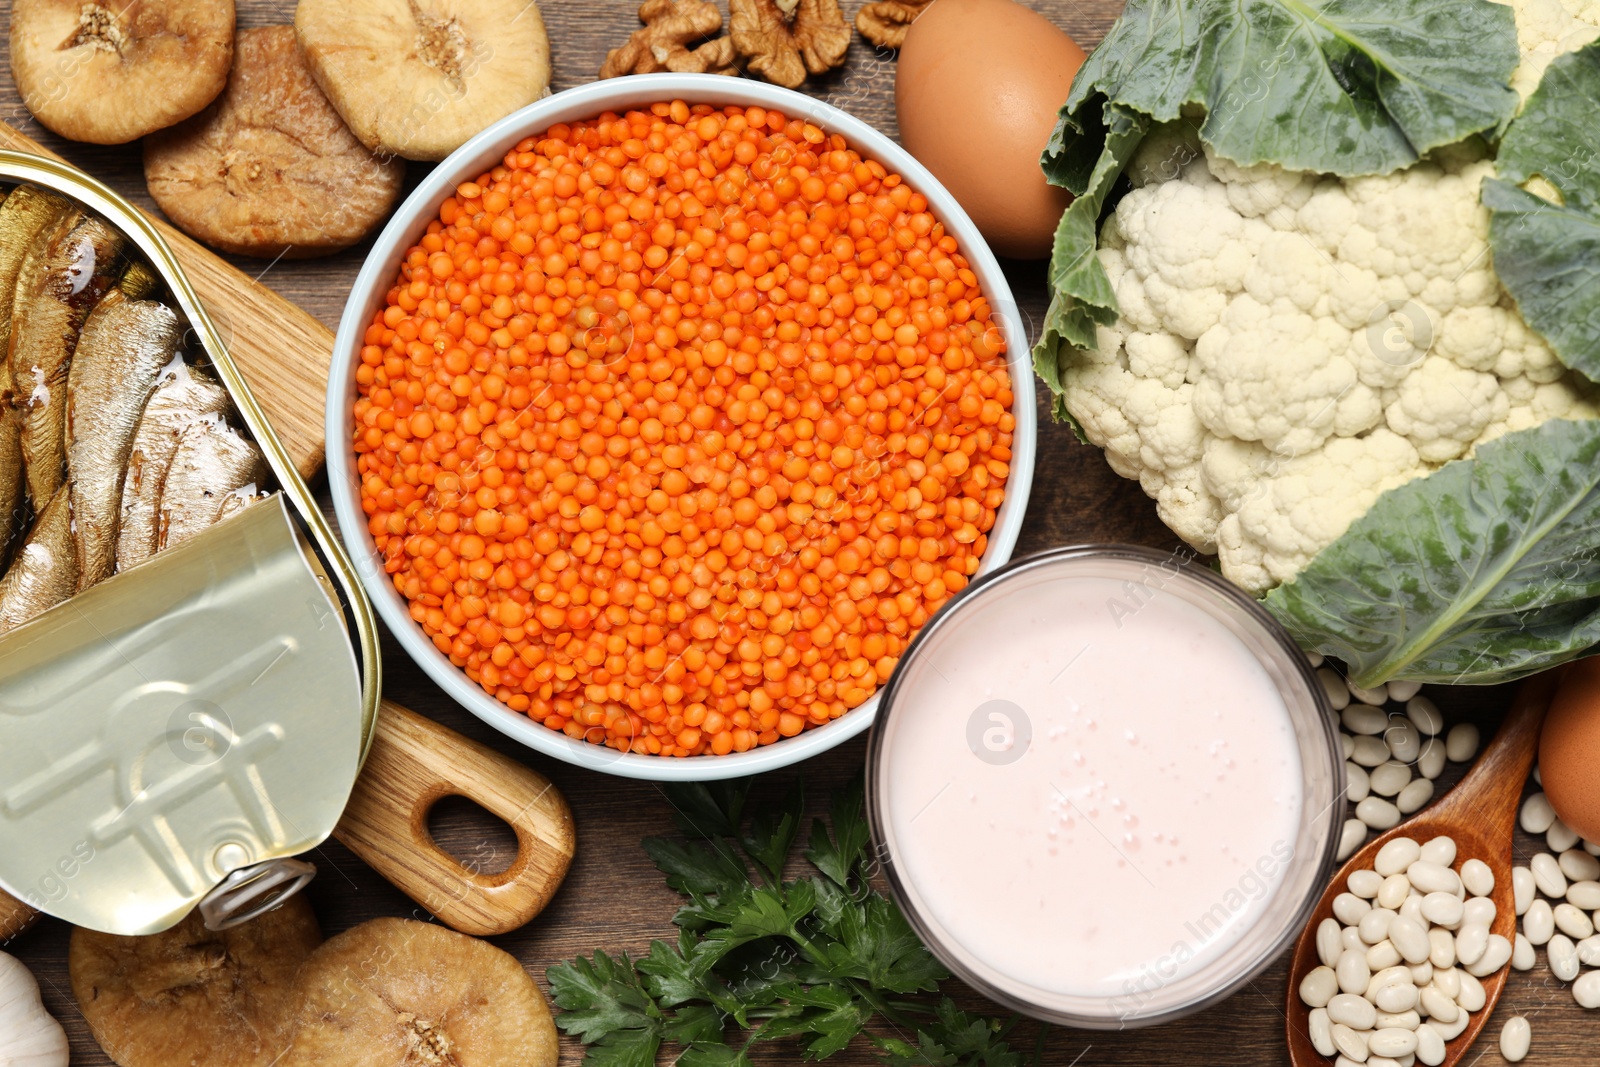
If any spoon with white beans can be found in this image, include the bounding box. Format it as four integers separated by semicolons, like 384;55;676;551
1286;672;1555;1067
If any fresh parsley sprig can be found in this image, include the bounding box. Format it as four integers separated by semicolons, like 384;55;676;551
548;777;1041;1067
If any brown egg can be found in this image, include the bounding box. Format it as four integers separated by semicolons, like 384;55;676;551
1539;657;1600;842
895;0;1085;259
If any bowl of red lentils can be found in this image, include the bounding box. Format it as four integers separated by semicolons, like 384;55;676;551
328;74;1036;780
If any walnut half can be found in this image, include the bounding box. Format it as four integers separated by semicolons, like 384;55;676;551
856;0;934;50
600;0;738;79
729;0;852;89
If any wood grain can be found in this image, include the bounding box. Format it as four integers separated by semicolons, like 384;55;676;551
0;4;1583;1067
1285;674;1556;1067
333;701;577;937
0;122;333;480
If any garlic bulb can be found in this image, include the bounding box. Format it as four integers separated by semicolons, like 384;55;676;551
0;952;68;1067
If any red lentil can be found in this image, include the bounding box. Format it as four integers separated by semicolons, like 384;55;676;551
354;100;1014;758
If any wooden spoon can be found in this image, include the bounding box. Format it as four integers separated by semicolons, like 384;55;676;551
1285;671;1556;1067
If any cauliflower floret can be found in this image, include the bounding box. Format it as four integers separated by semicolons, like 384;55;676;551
1505;0;1600;97
1059;6;1600;595
1204;431;1426;593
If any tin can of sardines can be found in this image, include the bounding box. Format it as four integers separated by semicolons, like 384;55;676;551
0;151;382;937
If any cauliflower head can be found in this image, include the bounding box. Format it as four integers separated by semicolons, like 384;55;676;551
1058;1;1600;595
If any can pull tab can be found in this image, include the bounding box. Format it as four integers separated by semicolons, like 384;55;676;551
197;857;316;931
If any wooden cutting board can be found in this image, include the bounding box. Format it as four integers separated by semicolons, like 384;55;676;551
0;121;332;479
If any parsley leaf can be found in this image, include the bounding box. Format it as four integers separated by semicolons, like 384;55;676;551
551;777;1041;1067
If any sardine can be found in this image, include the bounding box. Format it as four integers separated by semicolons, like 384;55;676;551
156;421;267;552
13;217;124;506
115;260;159;302
0;190;77;558
0;185;76;386
66;293;181;589
116;364;230;571
0;487;77;635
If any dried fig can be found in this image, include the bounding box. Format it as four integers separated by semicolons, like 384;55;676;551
70;894;321;1067
143;26;405;259
296;0;552;162
276;917;559;1067
10;0;234;144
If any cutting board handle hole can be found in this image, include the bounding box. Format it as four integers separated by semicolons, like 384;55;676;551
423;794;518;878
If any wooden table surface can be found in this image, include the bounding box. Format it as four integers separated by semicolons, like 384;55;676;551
2;2;1589;1065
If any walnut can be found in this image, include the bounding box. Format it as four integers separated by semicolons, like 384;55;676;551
729;0;852;89
855;0;934;49
600;0;738;79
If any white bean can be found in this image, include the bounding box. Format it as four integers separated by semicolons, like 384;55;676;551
1418;985;1458;1024
1427;927;1455;969
1308;651;1325;667
1348;868;1384;899
1376;838;1427;883
1500;1016;1531;1063
1344;703;1389;735
1454;923;1489;967
1386;718;1422;764
1339;818;1368;861
1533;852;1569;898
1339;948;1374;994
1369;761;1412;798
1465;933;1512;977
1398;895;1425;926
1459;858;1494;897
1569;878;1600;911
1369;1028;1418;1058
1332;1023;1371;1062
1319;667;1352;710
1404;695;1441;735
1513;932;1536;971
1388;915;1430;964
1378;874;1412;910
1444;723;1479;762
1353;736;1392;769
1431;966;1460;1000
1456;970;1486;1012
1555;901;1595;939
1462;896;1496;928
1318;917;1345;966
1329;992;1378;1030
1358;796;1402;830
1334;892;1373;926
1561;851;1600;884
1408;960;1433;987
1576;971;1600;1009
1417;738;1446;780
1375;1009;1420;1031
1376;838;1422;877
1576;934;1600;967
1587;838;1600;857
1414;1022;1445;1067
1343;926;1366;952
1418;837;1456;867
1524;899;1555;945
1404;861;1461;896
1346;761;1372;803
1366;939;1402;971
1374;981;1419;1014
1549;933;1580;981
1432;1009;1470;1041
1359;908;1396;945
1397;779;1434;815
1521;792;1558;834
1419;892;1462;928
1348;680;1388;705
1344;733;1356;760
1310;1007;1337;1056
1389;680;1422;703
1301;964;1340;1006
1513;866;1535;915
1549;817;1580;853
